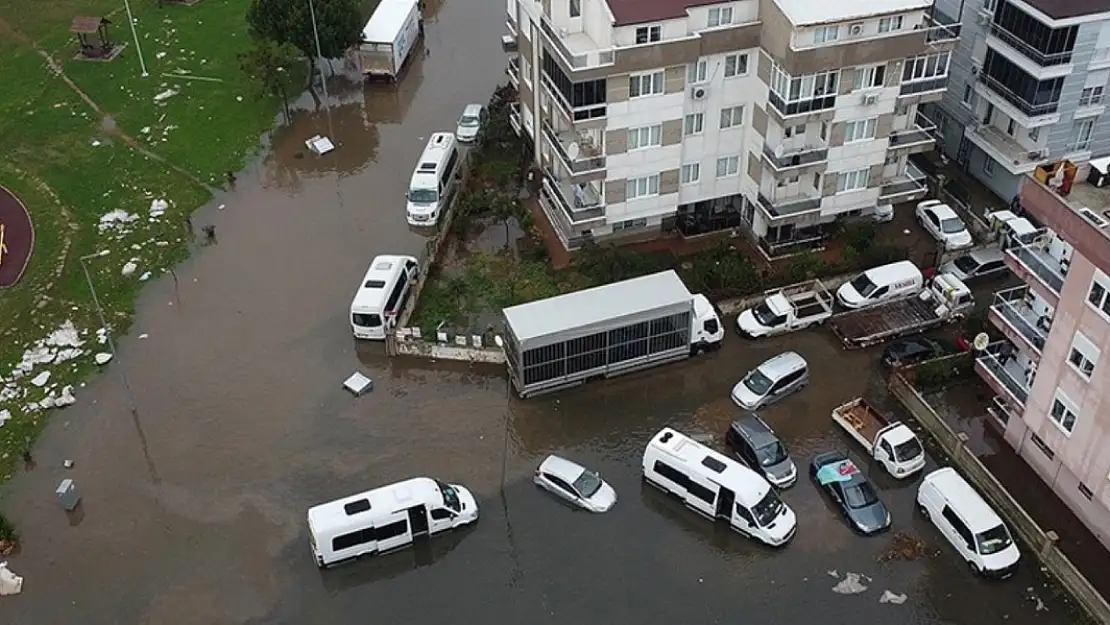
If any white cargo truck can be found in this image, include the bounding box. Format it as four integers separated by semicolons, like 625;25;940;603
828;273;974;349
831;398;926;479
352;0;423;81
736;279;834;338
499;271;724;398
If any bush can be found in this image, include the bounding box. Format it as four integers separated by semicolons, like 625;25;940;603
681;243;764;298
0;512;16;543
785;251;825;283
913;354;973;391
574;242;673;286
841;222;878;253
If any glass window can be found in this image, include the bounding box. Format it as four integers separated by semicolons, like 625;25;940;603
635;25;661;44
629;72;664;98
684;113;704;134
751;489;785;526
724;53;748;77
626;175;660;200
569;0;580;17
680;163;700;184
628;124;663;149
572;470;603;497
975;525;1014;555
843;481;879;508
878;16;903;32
708;6;733;26
688;59;708;83
716;155;739;177
837;168;870;192
844;118;877;142
814;26;839;44
1049;391;1078;434
719;105;744;129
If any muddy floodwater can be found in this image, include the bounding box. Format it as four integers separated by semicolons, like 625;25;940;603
0;0;1084;623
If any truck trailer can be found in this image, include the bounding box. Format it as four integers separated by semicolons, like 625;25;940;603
351;0;423;81
831;397;926;478
500;270;724;398
828;273;974;349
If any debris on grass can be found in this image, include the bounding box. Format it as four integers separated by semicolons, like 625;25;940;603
98;210;138;234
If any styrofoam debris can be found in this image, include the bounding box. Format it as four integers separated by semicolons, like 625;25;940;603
138;334;149;340
0;410;9;428
0;562;22;596
831;572;869;595
95;352;113;365
96;328;108;345
30;371;50;387
139;271;152;281
153;89;178;102
98;210;138;233
879;590;907;605
56;386;76;407
149;199;168;218
45;321;83;348
122;262;138;276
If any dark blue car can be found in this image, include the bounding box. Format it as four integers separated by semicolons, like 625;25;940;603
810;451;891;535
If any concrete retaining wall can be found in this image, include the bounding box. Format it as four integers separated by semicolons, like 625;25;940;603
392;339;505;363
888;372;1110;623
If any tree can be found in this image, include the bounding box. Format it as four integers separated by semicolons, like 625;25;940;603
239;38;299;123
490;192;518;251
247;0;363;87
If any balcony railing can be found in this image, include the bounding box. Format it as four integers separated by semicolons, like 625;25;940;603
758;232;828;259
975;341;1030;406
967;123;1046;169
541;120;606;175
506;11;517;36
507;57;520;85
1004;241;1065;297
541;175;604;223
879;162;928;201
977;74;1059;119
509;102;522;135
989;285;1049;355
988;23;1073;67
889;112;937;148
756;193;822;218
899;76;948;97
761;144;828;171
924;13;961;43
767;93;837;118
539;17;614;69
540;73;607;124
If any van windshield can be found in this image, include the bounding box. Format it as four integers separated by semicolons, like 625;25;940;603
743;369;774;395
756;442;788;467
751;490;784;527
436;480;462;512
352;313;382;327
409;188;438;204
893;438;923;462
752;302;783;326
849;274;878;297
976;524;1014;555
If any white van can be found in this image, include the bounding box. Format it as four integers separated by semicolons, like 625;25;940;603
307;477;479;568
406;132;461;226
836;260;923;309
350;254;419;340
642;427;797;547
917;467;1021;578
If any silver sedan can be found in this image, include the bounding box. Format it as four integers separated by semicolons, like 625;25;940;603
533;455;617;513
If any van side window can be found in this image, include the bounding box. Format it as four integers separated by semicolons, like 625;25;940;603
376;519;408;540
430;508;453;520
872;286;889;298
332;527;374;551
688;480;715;504
384;271;410;313
734;504;755;524
879;440;895;458
774;369;804;390
941;506;973;547
440;150;459;189
654;460;690;488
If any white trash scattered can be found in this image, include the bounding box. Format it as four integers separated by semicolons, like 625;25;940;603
343;372;374;396
153;88;178;102
879;590;907;605
45;321;83;349
306;134;335;155
149;198;169;218
0;410;9;428
98;210;138;234
831;572;870;595
138;334;149;340
139;271;152;281
96;328;108;345
122;261;138;277
30;371;51;387
0;562;22;596
95;352;113;365
56;386;76;407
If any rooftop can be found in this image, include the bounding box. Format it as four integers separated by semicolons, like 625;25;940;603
773;0;931;26
1020;0;1110;21
605;0;719;26
361;0;418;42
503;270;694;342
1019;167;1110;274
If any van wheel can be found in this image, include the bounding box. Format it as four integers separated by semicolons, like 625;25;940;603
918;503;930;519
968;561;982;576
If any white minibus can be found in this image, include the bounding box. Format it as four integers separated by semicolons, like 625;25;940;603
350;254;419;340
406;132;461;226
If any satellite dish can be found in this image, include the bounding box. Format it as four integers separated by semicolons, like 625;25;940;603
973;333;990;351
567;142;580;160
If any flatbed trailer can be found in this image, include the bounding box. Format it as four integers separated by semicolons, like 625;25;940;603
828;273;973;349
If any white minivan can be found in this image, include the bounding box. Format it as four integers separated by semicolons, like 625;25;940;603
917;467;1021;578
307;477;479;568
406;132;461;226
836;260;923;309
642;427;797;547
350;254;419;340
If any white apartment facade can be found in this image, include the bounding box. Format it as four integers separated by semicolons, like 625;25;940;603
505;0;960;257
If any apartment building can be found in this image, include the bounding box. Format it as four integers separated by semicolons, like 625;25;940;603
976;167;1110;548
504;0;960;258
930;0;1110;203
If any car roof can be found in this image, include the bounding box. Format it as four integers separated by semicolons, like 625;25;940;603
731;413;777;447
966;247;1005;263
889;336;938;352
756;351;806;377
539;454;586;479
928;203;960;220
462;103;483;116
922;467;1005;532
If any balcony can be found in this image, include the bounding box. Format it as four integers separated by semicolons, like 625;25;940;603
986;23;1072;80
540;73;607;126
888;112;937;154
974;341;1030;408
899;77;948;98
879;162;928;203
539;17;614;70
541;120;606;177
758;231;828;259
756;193;822;219
988;285;1050;357
924;13;961;44
761;144;828;173
974;74;1061;127
506;11;517;37
965;123;1046;175
507;57;520;87
509;102;522;135
537;175;604;251
1003;240;1065;305
1019;171;1110;272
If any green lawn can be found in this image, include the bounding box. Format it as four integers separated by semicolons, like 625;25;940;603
0;0;286;484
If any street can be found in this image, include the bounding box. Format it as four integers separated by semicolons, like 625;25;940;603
0;0;1082;622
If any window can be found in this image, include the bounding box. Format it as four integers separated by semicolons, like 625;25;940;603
1049;390;1078;435
878;15;903;32
1080;86;1104;106
1068;332;1099;379
962;84;973;105
383;270;410;314
814;26;839;44
613;218;648;231
1029;127;1040;142
720;105;744;129
629;71;664;98
902;52;950;82
941;506;974;547
1088;271;1110;318
1079;483;1094;500
688;481;716;503
983;0;997;11
375;520;408;540
332;528;374;551
708;6;733;26
684;113;704;135
520;56;532;86
716;155;740;177
635;25;661;44
768;65;839;115
983;158;995;176
701;456;727;473
569;0;581;18
853;65;885;90
724;53;749;77
626;174;660;200
1076;120;1095;150
1030;433;1055;459
844;117;877;142
653;461;689;487
681;163;700;184
837;168;869;192
628;124;662;150
430;508;453;520
688;59;708;83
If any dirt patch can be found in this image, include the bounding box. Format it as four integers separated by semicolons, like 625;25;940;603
878;531;940;562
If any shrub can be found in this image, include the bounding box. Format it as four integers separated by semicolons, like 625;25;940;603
913;354;973;391
785;251;825;283
681;243;763;298
0;512;16;543
841;222;878;253
573;242;672;286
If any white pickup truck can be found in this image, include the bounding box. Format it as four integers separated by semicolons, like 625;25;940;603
736;279;834;338
832;398;926;479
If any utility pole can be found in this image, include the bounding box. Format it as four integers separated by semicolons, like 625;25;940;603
79;252;139;419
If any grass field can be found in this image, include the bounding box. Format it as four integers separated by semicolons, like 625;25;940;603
0;0;287;485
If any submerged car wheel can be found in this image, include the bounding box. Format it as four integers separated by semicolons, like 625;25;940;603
968;560;982;576
917;503;930;519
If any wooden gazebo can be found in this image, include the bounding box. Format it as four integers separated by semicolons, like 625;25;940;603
71;16;114;59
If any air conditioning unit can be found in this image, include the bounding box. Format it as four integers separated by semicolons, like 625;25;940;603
862;93;879;105
691;86;708;100
849;23;864;36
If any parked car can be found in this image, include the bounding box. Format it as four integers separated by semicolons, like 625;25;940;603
939;248;1009;282
810;451;892;535
533;455;617;513
882;337;945;368
725;413;798;488
455;103;485;143
730;351;808;410
916;200;973;250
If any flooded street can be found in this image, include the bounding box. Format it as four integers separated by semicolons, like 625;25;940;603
0;1;1083;623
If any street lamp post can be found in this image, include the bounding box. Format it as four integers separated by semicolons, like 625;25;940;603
307;0;332;105
121;0;149;77
79;251;139;419
493;335;511;495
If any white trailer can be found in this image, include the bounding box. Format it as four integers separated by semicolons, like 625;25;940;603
831;398;926;479
735;279;834;338
351;0;423;81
